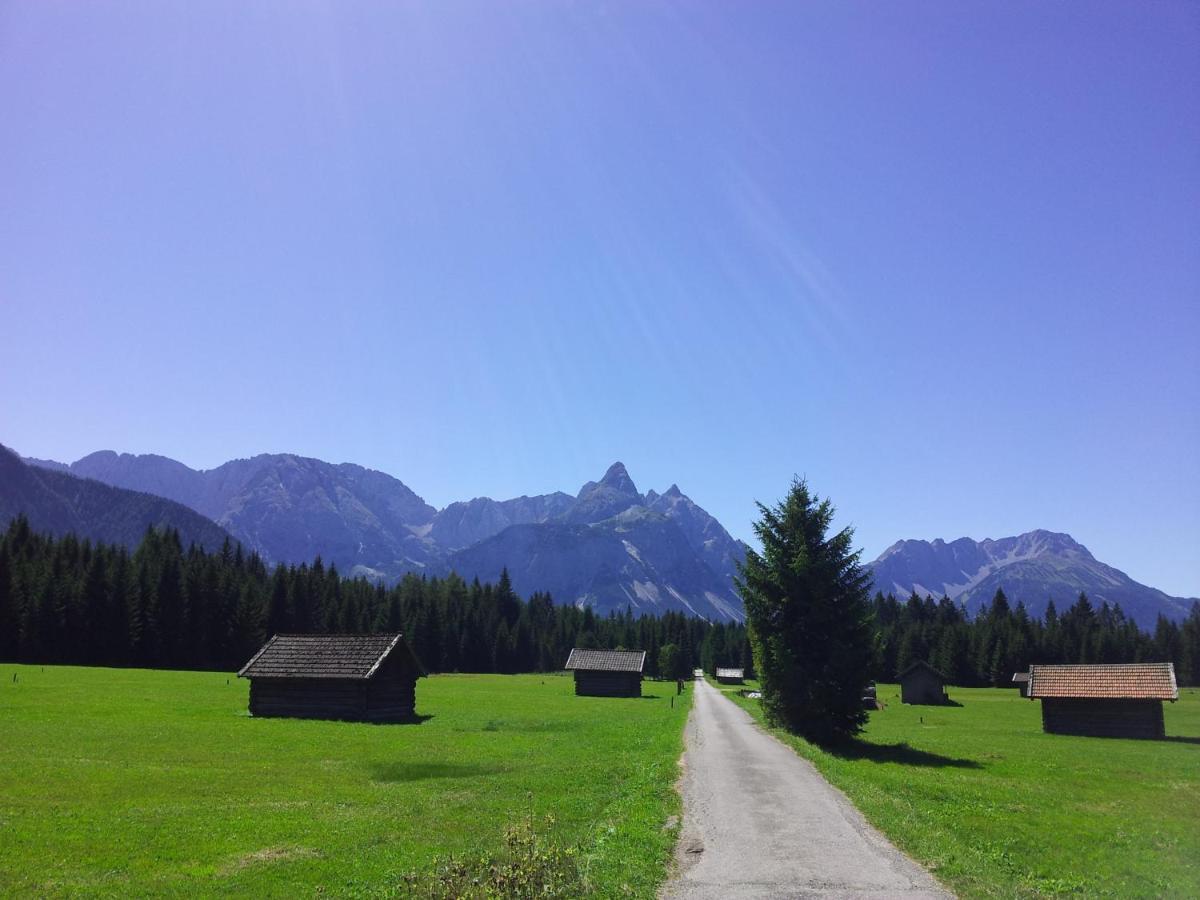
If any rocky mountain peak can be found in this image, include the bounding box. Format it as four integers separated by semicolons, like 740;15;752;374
598;461;639;496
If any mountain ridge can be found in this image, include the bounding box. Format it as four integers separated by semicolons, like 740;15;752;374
14;448;1194;627
1;445;232;551
867;528;1195;630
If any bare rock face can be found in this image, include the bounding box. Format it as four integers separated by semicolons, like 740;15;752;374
869;529;1195;628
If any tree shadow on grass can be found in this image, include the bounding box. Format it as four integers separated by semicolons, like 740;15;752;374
827;739;982;768
367;761;504;783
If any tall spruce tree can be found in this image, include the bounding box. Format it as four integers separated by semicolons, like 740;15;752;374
736;478;874;743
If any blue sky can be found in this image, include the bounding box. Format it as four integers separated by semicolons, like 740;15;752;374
2;2;1198;596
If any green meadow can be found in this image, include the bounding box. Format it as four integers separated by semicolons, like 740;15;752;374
0;666;690;898
715;678;1200;898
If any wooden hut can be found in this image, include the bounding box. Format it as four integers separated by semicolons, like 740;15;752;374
715;667;745;684
1027;663;1178;739
1012;671;1031;698
564;648;645;697
899;660;949;705
238;633;423;722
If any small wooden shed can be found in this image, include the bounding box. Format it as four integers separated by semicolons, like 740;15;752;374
1012;671;1031;698
238;633;423;722
899;660;949;705
716;667;745;684
564;648;645;697
1027;663;1178;739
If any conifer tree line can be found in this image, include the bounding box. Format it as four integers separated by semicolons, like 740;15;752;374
871;588;1200;687
2;518;1196;686
0;518;750;677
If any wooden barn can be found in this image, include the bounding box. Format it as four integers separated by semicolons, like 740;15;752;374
715;667;745;684
564;648;645;697
899;660;949;705
1027;663;1178;739
1012;671;1031;698
238;633;423;722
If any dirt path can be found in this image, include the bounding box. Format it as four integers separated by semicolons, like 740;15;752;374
661;679;951;899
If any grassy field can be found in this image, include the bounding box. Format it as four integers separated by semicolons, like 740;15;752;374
0;666;691;898
713;678;1200;898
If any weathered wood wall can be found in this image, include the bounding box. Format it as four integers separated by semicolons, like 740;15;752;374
248;654;418;722
1040;699;1165;739
901;668;946;705
573;670;641;697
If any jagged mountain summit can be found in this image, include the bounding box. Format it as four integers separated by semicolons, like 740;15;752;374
17;450;748;621
868;529;1196;629
446;462;748;621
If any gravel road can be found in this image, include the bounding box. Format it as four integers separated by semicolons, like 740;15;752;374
660;679;952;899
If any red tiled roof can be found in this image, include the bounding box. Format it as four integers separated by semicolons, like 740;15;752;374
238;634;406;680
564;649;646;673
1027;663;1178;700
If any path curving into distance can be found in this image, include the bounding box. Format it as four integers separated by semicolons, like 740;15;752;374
661;679;951;900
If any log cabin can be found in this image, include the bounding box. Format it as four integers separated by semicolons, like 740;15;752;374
1012;671;1031;698
715;667;745;684
1027;663;1178;739
238;633;423;722
564;648;645;697
899;660;949;705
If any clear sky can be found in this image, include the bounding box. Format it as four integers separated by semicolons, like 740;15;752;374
2;2;1198;596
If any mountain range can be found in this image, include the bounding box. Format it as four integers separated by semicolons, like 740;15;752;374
15;450;747;621
6;445;1195;628
871;530;1197;630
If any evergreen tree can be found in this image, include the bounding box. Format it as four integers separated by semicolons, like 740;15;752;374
737;478;874;743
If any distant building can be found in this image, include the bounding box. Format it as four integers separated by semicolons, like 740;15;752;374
715;667;745;684
693;668;705;678
1027;663;1178;739
899;661;949;705
564;649;646;697
238;633;423;722
1012;671;1031;698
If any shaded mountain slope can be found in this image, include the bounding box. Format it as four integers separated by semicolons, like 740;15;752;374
0;445;231;551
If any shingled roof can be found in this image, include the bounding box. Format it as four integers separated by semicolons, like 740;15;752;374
238;634;411;680
1027;663;1178;701
716;667;745;679
564;649;646;673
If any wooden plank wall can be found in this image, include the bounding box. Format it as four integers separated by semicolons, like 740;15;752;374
573;671;642;697
1041;699;1165;739
249;674;416;722
901;669;946;705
